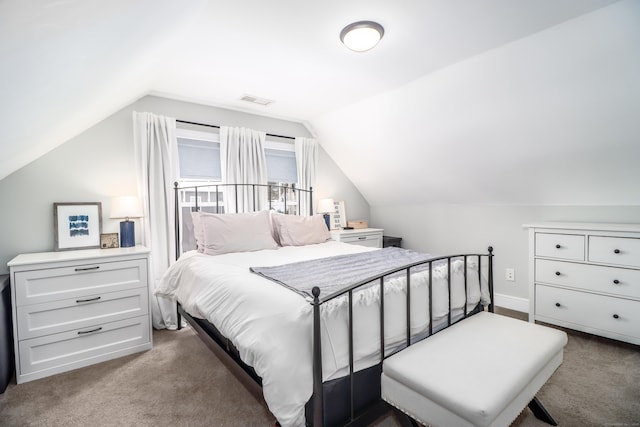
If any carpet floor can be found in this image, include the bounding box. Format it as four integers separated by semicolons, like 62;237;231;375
1;308;638;426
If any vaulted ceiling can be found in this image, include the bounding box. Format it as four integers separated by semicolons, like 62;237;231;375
2;0;638;205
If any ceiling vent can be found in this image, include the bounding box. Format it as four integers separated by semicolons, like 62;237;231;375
240;94;274;106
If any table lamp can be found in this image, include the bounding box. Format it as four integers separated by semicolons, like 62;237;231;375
317;198;334;230
110;196;143;248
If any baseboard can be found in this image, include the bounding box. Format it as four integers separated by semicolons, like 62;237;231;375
494;293;529;313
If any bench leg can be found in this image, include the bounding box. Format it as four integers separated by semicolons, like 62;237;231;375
528;397;558;426
390;408;421;427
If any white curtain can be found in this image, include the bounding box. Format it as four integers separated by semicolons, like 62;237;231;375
133;112;179;330
220;126;268;213
295;137;318;216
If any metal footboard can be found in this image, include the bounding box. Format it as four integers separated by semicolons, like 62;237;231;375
310;247;494;426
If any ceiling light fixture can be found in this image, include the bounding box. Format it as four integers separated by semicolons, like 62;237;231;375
340;21;384;52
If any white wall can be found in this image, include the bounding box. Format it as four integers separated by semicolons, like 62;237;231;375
373;204;640;309
311;1;640;207
0;95;369;274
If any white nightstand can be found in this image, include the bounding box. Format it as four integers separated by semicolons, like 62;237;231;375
8;246;152;384
330;228;384;248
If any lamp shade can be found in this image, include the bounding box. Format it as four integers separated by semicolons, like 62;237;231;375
110;196;143;220
318;198;334;214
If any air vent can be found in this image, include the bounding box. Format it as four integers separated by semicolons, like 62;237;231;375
240;94;274;106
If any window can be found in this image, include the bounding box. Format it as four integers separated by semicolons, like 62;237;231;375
264;138;298;214
175;127;300;249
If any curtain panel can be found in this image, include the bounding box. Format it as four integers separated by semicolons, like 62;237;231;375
220;126;268;213
295;137;318;216
133;111;180;329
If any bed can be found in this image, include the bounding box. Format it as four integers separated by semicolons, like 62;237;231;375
157;183;494;427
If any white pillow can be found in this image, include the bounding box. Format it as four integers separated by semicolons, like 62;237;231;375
191;211;204;253
200;210;278;255
273;214;331;247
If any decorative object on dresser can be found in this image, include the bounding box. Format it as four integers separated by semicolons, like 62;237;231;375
525;222;640;345
100;232;119;249
7;246;152;384
110;196;144;248
330;227;384;248
53;202;102;251
347;220;368;229
317;198;334;230
331;200;346;230
383;235;402;248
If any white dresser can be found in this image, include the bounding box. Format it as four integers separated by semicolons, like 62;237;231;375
8;246;152;383
330;228;384;248
525;222;640;345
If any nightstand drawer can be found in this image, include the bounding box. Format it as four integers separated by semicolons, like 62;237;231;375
17;287;149;340
18;315;151;377
589;236;640;268
535;259;640;299
331;228;384;248
340;234;381;248
535;233;584;261
14;258;147;306
535;285;640;340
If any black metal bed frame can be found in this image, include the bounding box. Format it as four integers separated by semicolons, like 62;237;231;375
172;182;494;427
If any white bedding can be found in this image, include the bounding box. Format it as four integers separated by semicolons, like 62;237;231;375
156;241;490;427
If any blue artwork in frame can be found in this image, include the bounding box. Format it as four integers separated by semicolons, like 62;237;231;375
54;202;102;251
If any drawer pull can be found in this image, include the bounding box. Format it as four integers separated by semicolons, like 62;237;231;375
613;279;620;285
614;249;620;254
76;296;101;303
555;271;561;276
358;237;366;240
555;244;561;249
613;314;620;319
555;302;561;307
77;327;103;335
75;266;100;272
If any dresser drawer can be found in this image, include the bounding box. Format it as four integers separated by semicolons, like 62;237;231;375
14;258;147;306
589;236;640;268
535;285;640;340
535;259;640;300
18;315;151;377
341;234;382;248
535;233;584;261
17;287;149;340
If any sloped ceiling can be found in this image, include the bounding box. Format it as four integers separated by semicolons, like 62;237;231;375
2;0;638;205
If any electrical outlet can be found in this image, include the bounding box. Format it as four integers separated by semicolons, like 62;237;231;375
505;268;515;281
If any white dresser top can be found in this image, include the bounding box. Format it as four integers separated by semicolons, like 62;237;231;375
7;245;150;267
523;222;640;233
330;228;383;235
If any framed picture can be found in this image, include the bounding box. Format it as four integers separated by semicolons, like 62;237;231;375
54;202;102;251
332;200;346;229
100;233;119;249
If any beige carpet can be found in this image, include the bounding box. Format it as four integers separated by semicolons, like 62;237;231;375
1;309;638;426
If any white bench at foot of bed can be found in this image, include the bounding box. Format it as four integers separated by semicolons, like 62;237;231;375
381;311;568;427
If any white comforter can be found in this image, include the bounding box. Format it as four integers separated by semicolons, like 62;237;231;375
156;241;489;427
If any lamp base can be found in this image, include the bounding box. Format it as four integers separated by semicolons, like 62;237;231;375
120;221;135;248
323;213;331;230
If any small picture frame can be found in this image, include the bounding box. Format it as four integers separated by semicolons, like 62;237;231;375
100;233;119;249
54;202;103;251
332;200;347;230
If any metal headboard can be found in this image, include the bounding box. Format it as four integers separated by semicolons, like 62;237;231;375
173;182;313;259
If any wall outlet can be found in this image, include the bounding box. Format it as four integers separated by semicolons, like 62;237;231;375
505;268;515;281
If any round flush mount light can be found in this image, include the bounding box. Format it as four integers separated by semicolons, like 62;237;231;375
340;21;384;52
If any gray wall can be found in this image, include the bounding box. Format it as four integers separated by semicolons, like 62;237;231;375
0;95;369;274
372;204;640;307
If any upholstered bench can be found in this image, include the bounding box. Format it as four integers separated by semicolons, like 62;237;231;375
381;312;568;427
